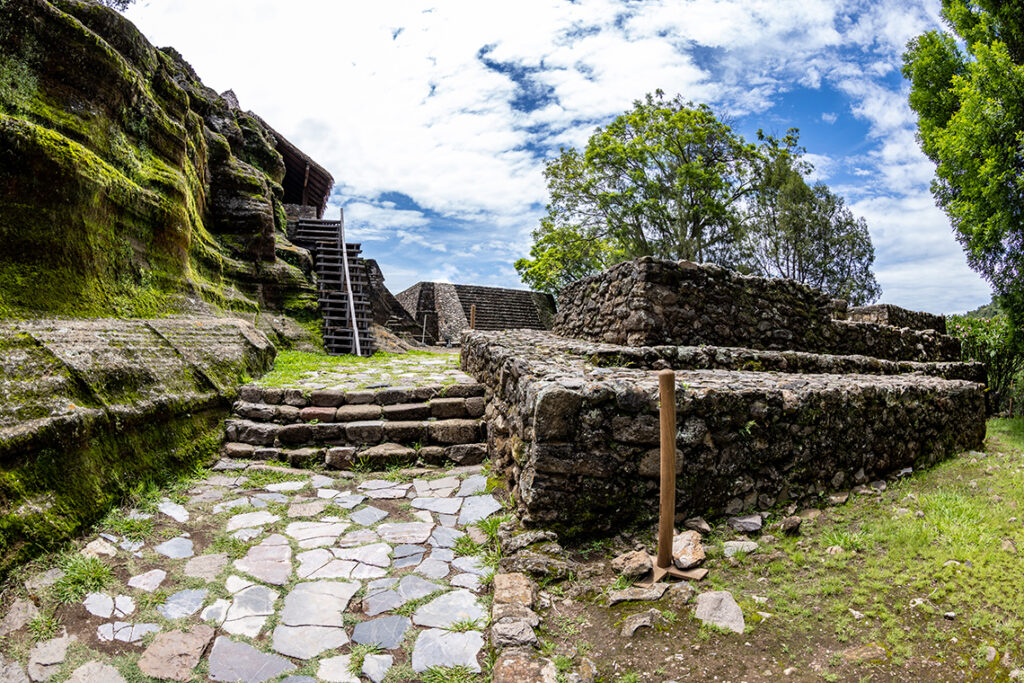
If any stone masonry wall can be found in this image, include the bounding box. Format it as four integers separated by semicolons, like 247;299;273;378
554;257;959;362
462;330;986;538
848;304;947;334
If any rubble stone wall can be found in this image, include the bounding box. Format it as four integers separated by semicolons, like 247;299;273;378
848;304;947;334
462;330;986;538
554;257;960;362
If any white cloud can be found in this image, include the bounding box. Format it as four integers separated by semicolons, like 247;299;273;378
122;0;990;312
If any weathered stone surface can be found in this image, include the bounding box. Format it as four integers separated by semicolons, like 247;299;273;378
233;534;292;585
351;615;411;650
694;591;745;634
272;625;348;660
412;589;486;628
184;553;228;581
137;626;214;681
208;636;295;682
377;523;434;544
362;654;393;683
607;584;668;605
350;506;388;526
317;655;359;683
428;419;482;445
491;649;549;683
280;581;359;627
411;629;484;672
672;530;705;569
127;569;166;593
27;631;72;682
492;619;538;647
493;573;536;607
611;550;652;579
446;444;488;465
723;541;759;558
65;662;126;683
158;589;207;620
621;608;664;637
727;515;763;534
0;599;38;637
459;495;502;525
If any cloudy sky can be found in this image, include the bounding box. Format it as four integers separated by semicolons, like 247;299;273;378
124;0;993;313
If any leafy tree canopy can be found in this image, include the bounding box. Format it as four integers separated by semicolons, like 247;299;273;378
517;92;881;305
903;0;1024;327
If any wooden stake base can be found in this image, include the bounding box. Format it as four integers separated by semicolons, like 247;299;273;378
637;556;709;587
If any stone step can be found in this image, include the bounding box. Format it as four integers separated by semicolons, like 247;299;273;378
231;395;485;425
237;383;485;409
224;417;486;450
221;441;488;470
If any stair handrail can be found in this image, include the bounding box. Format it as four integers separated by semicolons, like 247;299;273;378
338;207;362;356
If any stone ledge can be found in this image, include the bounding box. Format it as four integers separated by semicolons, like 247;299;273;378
462;330;986;538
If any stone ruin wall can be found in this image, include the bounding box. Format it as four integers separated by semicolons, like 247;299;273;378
554;258;960;362
463;257;987;539
847;303;947;334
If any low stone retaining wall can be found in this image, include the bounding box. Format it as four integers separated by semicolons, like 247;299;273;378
0;317;274;579
554;257;960;362
462;330;986;538
848;304;947;333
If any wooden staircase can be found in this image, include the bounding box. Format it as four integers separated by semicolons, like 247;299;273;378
289;218;375;356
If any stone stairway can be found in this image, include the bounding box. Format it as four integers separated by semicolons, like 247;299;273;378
452;284;550;330
222;383;488;470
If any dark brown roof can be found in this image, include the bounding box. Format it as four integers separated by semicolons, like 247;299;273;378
252;114;334;218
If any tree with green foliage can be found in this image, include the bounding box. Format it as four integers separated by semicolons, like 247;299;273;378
516;92;760;292
97;0;135;10
741;134;881;305
518;93;882;303
903;1;1024;328
948;313;1024;413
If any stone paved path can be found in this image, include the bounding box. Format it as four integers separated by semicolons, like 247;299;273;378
257;351;470;392
4;461;500;683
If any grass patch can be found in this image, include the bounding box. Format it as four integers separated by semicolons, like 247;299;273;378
394;590;447;617
421;666;480;683
244;469;308;488
348;643;384;675
52;554;112;603
256;349;459;388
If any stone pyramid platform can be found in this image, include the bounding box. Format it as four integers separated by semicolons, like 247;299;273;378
461;257;988;538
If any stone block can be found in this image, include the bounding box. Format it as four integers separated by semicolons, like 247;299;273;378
445;444;487;465
275;405;300;423
310;390;346;407
444;383;486;398
287;448;322;468
336;405;383;422
236;421;279;447
238;386;263;403
312;423;346;444
417;446;446;465
376;387;417;405
428;419;481;445
347;421;385;444
493;573;536;607
278;424;313;446
253;447;281;461
326;447;357;469
345;390;376;405
359;443;417;466
465;396;486;417
236;403;276;422
282;389;307;407
430;398;467;419
299;406;336;423
223;443;254;459
262;388;284;405
382;403;432;420
383;421;425;442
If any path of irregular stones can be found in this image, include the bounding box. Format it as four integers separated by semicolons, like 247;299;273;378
261;351;467;392
14;461;502;683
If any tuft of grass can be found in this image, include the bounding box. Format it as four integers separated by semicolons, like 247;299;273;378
448;618;482;632
209;533;250;559
421;666;479;683
100;509;155;541
454;535;483;557
244;469;307;488
28;612;62;641
52;554;112;603
394;590;447;617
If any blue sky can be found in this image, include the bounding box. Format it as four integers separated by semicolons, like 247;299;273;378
124;0;994;313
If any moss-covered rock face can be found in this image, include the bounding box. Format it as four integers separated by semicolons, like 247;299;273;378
0;0;317;335
0;316;275;580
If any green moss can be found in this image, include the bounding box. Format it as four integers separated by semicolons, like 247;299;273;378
0;408;223;583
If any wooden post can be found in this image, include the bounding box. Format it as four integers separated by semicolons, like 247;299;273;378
640;369;707;586
656;369;676;570
470;304;477;330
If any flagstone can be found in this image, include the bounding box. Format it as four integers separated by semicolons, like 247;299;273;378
349;506;388;526
154;536;193;559
233;534;292;585
412;589;485;628
456;475;488;497
430;526;465;548
157;500;189;523
207;636;295;683
184;553;227;581
273;623;349;659
284;521;349;548
411;629;484;672
458;495;502;525
377;522;433;544
351;615;410;650
266;480;307;492
415;559;449;580
333;542;391;567
412;497;462;515
127;569;166;593
287;500;328;517
226;511;280;532
158;589;207;620
338;528;379;547
280;581;359;627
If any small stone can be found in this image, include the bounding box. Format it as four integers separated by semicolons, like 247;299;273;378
362;654;393;683
158;589;207;620
351;615;411;650
826;545;844;555
779;516;802;535
694;591;745;634
83;592;114;618
24;569;63;593
429;526;465;548
456;475;488;497
467;526;489;545
184;553;228;581
415;559;450;580
27;631;72;681
137;626;215;681
458;495;502;525
158;500;189;523
452;555;487;576
411;629;484;672
684;516;712;534
128;569;166;593
610;550;652;579
349;506;388;526
317;655;359;683
840;644;887;663
0;599;39;636
828;492;850;505
944;611;956;620
671;530;705;569
493;573;536;607
723;540;758;557
82;538;117;558
412;589;486;628
208;636;295;682
287;501;328;518
492;619;538;646
66;662;126;683
607;585;667;605
451;573;482;591
870;480;887;492
154;536;194;559
727;514;762;534
666;582;695;606
620;608;663;637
